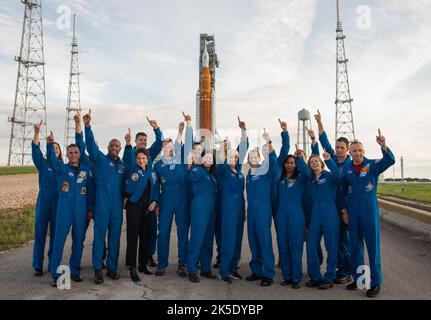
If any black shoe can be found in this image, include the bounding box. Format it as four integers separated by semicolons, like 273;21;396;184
177;265;187;277
213;262;220;268
71;275;83;282
334;274;352;284
139;265;153;275
280;279;293;286
246;274;262;281
200;272;216;279
106;269;120;280
218;273;232;284
34;269;43;277
305;280;321;288
346;282;358;290
51;279;57;287
318;281;334;290
260;277;273;287
102;261;107;269
129;267;141;283
292;282;301;289
94;269;104;285
366;286;381;298
229;272;243;280
188;274;200;283
148;255;157;267
155;269;165;276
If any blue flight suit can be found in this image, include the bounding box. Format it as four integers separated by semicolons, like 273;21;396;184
341;148;395;287
218;163;245;278
123;127;163;262
31;142;59;272
155;125;192;269
319;131;353;277
85;126;125;271
47;143;93;279
246;150;277;279
275;157;310;284
306;159;342;283
303;142;323;266
215;136;249;266
186;166;217;275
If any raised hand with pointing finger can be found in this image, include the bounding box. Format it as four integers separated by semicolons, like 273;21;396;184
376;128;387;151
146;116;159;130
238;116;246;130
278;118;287;132
83;109;92;127
74;110;81;123
305;126;316;140
322;149;331;161
47;131;54;145
125;128;132;146
262;128;271;142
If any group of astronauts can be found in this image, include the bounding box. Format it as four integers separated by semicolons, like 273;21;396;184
31;108;395;298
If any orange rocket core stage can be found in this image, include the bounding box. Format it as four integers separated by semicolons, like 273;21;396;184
199;65;212;139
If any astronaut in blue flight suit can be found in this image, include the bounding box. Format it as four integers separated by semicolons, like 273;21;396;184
31;121;61;277
245;130;277;287
341;131;395;298
315;109;353;284
83;110;125;284
305;151;343;290
275;133;312;289
186;151;218;283
123;148;160;283
216;117;249;284
153;113;194;277
123;117;163;268
46;131;93;287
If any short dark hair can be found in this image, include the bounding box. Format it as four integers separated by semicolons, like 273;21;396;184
135;132;147;140
192;142;201;149
336;137;349;147
136;148;149;159
281;155;298;179
66;143;79;151
201;150;217;174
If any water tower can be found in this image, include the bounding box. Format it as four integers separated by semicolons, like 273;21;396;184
297;108;312;158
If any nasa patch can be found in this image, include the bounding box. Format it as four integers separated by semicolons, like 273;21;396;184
365;182;374;192
131;173;139;181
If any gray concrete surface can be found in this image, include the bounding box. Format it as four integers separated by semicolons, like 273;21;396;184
1;212;431;300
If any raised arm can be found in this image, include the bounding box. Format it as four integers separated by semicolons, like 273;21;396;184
31;120;44;170
277;119;290;167
314;110;335;156
83;109;104;165
323;150;341;183
294;150;312;181
305;126;320;156
46;132;64;176
375;129;396;175
123;128;134;173
74;111;91;167
146;117;163;161
237;116;249;165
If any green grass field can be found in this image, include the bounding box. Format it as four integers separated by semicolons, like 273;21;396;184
378;183;431;205
0;206;35;251
0;166;37;175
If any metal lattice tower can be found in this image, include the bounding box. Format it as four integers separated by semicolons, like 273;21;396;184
64;14;81;149
8;0;47;166
335;0;355;142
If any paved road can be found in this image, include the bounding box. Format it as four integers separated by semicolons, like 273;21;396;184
0;215;430;300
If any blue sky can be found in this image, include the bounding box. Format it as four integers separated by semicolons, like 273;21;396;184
0;0;430;178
